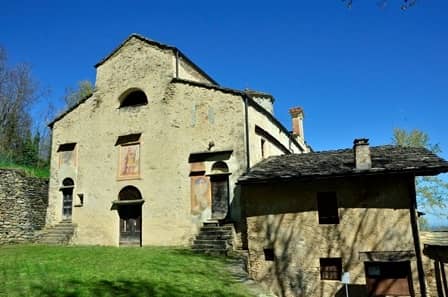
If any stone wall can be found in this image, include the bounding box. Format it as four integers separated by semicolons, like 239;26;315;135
243;175;421;297
0;169;48;244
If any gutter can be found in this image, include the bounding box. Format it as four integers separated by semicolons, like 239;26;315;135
244;94;250;173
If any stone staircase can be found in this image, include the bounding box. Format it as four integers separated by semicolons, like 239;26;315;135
36;220;76;244
192;221;234;255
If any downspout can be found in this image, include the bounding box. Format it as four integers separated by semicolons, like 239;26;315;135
244;95;250;173
409;176;427;297
175;50;179;79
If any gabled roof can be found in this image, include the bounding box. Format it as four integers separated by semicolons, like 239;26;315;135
94;33;218;85
239;145;448;184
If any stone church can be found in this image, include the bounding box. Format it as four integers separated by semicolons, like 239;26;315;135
43;33;448;297
46;34;308;247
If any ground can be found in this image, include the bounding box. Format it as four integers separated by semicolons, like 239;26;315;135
0;245;260;297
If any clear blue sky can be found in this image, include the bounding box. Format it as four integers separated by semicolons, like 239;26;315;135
1;1;447;222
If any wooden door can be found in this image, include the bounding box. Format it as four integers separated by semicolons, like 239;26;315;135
365;261;414;297
62;188;73;220
211;176;229;220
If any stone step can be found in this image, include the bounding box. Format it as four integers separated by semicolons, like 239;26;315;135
192;249;228;255
192;222;234;255
193;239;228;245
197;231;232;238
37;220;75;245
192;240;229;249
196;234;232;240
200;225;233;231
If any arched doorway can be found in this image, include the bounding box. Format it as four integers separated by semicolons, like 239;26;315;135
210;162;231;220
117;186;143;246
61;178;74;220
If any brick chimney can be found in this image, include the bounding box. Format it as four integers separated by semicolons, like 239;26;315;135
353;138;371;170
289;107;305;140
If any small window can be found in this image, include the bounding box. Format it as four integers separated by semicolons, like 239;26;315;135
261;139;266;159
320;258;342;281
264;248;274;261
119;89;148;108
317;192;339;224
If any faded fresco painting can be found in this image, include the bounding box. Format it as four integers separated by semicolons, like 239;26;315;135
59;150;75;167
191;176;211;215
119;144;140;179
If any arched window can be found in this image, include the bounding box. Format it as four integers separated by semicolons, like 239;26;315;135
62;178;74;187
211;161;229;174
119;89;148;108
118;186;143;201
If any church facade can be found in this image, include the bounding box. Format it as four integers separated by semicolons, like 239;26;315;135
46;34;307;246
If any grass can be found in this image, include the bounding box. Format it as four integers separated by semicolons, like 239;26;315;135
0;245;254;297
0;161;49;178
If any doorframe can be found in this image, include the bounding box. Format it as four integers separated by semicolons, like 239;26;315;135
118;204;143;247
60;178;75;221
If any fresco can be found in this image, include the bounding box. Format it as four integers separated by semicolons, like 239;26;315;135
191;175;211;215
59;150;75;167
119;144;140;179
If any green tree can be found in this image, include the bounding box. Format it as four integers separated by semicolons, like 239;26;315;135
63;80;93;108
0;46;40;165
392;128;448;228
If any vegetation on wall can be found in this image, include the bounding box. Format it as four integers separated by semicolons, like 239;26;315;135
0;46;49;177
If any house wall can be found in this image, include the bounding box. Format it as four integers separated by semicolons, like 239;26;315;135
0;169;48;244
175;55;214;84
247;104;301;167
244;175;421;297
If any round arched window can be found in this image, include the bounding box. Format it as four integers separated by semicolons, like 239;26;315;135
118;186;143;201
62;178;74;187
119;89;148;108
211;161;229;174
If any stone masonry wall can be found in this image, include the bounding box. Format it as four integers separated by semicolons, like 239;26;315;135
0;169;48;244
244;175;420;297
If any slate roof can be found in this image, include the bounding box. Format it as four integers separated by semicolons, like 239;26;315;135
239;145;448;184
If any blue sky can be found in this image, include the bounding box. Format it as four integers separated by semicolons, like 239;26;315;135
1;1;447;222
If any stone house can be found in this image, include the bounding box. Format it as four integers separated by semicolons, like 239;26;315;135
46;34;308;246
238;139;448;297
421;231;448;297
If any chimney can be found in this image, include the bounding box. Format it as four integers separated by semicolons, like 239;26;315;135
289;107;305;140
353;138;371;170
